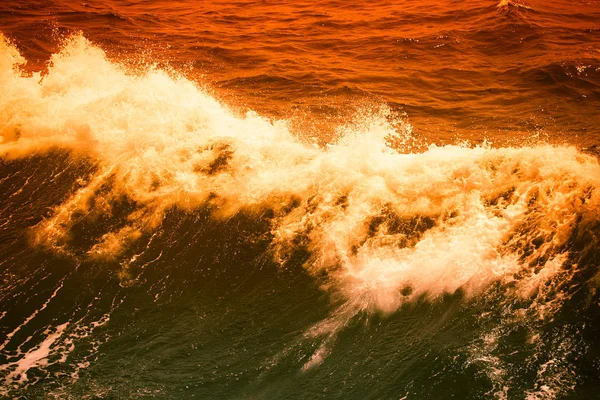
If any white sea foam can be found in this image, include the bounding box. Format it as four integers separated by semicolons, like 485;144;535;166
0;280;65;352
1;33;598;318
0;304;113;393
1;322;68;387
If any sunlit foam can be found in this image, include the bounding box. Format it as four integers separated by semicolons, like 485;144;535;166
1;323;69;385
1;33;599;322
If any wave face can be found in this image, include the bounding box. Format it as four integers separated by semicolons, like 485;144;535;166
1;29;600;400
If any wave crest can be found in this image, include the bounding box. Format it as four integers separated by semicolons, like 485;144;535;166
1;34;599;317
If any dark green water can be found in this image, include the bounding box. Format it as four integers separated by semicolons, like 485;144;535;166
1;149;600;399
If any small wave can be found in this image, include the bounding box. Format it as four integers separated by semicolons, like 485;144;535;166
497;0;534;12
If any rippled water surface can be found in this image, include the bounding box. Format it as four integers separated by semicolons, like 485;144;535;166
3;0;600;144
1;1;600;399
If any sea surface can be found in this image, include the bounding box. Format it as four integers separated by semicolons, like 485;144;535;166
1;1;600;399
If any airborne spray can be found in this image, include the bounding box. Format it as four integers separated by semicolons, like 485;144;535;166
1;35;599;399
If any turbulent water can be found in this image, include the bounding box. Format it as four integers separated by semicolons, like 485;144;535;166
1;1;600;399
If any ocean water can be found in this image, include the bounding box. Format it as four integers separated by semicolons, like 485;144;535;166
1;1;600;399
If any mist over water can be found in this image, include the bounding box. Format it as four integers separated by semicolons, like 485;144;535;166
1;1;600;399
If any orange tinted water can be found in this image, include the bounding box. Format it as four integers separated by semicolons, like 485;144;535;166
2;0;599;146
2;2;600;399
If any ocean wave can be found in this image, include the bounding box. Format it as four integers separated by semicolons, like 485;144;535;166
1;31;600;399
2;33;599;318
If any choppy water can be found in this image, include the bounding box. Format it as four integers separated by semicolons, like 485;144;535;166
1;1;600;399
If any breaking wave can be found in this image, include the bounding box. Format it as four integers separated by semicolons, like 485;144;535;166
1;33;599;398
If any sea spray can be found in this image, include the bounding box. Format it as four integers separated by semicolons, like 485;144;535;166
1;34;599;316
